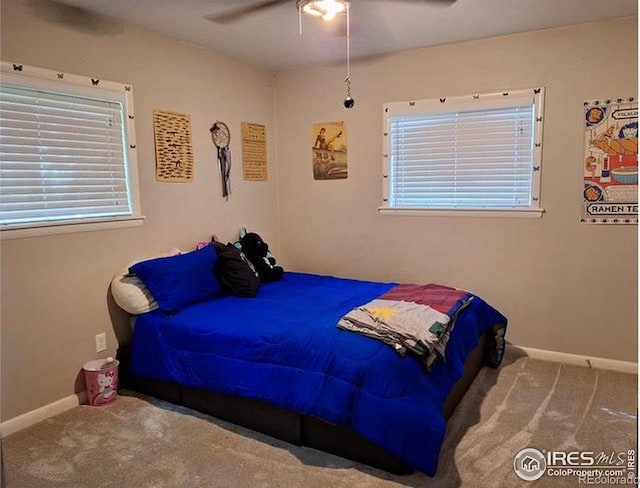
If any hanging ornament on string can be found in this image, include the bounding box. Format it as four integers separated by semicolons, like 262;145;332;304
210;121;232;199
343;1;355;109
297;0;355;109
344;78;354;109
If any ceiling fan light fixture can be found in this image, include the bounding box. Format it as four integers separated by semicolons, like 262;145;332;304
296;0;354;109
298;0;348;21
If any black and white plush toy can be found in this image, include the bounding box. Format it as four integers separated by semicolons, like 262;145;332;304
236;228;283;283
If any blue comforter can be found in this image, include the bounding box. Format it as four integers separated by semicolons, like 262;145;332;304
131;272;506;475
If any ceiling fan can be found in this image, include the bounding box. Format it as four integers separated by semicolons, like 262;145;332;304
204;0;456;109
204;0;457;25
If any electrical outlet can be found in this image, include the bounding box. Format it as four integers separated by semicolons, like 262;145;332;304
95;333;107;353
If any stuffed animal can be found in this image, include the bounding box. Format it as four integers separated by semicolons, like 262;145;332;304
236;228;283;282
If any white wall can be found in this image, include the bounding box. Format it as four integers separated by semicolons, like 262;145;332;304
1;0;637;423
1;0;278;420
274;17;638;363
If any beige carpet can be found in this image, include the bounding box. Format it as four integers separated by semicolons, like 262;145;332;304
2;354;637;488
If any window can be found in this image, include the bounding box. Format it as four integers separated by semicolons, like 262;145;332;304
0;62;143;238
381;88;545;218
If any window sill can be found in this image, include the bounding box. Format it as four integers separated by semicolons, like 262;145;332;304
1;216;146;240
378;207;544;219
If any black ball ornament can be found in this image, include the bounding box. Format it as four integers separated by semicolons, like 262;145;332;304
343;96;355;109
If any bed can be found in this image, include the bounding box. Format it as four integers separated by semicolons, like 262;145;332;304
119;272;507;476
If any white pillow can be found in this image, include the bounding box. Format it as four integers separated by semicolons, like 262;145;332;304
111;248;181;315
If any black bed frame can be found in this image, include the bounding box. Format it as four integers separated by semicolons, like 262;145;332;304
117;332;487;475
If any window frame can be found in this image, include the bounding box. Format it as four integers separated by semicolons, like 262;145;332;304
0;61;144;239
380;88;545;219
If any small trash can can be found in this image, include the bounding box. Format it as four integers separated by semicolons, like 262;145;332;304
83;357;119;406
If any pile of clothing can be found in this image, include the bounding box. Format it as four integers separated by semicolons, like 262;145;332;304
338;284;478;370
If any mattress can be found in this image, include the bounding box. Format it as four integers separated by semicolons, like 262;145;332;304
130;272;507;475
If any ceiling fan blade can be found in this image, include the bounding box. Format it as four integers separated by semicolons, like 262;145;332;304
204;0;289;24
371;0;456;5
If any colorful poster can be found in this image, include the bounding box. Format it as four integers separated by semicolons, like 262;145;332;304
312;121;348;180
582;97;638;224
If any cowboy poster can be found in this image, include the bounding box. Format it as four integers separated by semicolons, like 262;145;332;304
312;121;348;180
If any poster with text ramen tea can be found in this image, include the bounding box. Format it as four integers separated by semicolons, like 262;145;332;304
583;97;638;224
312;121;348;180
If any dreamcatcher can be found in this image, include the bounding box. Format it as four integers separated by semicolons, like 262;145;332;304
210;121;232;198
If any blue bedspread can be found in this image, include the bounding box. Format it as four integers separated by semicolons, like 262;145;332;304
131;272;507;475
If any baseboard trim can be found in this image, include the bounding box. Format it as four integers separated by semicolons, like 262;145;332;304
1;391;87;438
508;345;638;374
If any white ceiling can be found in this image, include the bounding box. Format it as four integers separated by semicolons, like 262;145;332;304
56;0;638;70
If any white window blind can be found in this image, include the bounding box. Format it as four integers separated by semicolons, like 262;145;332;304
0;84;132;227
383;89;544;216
